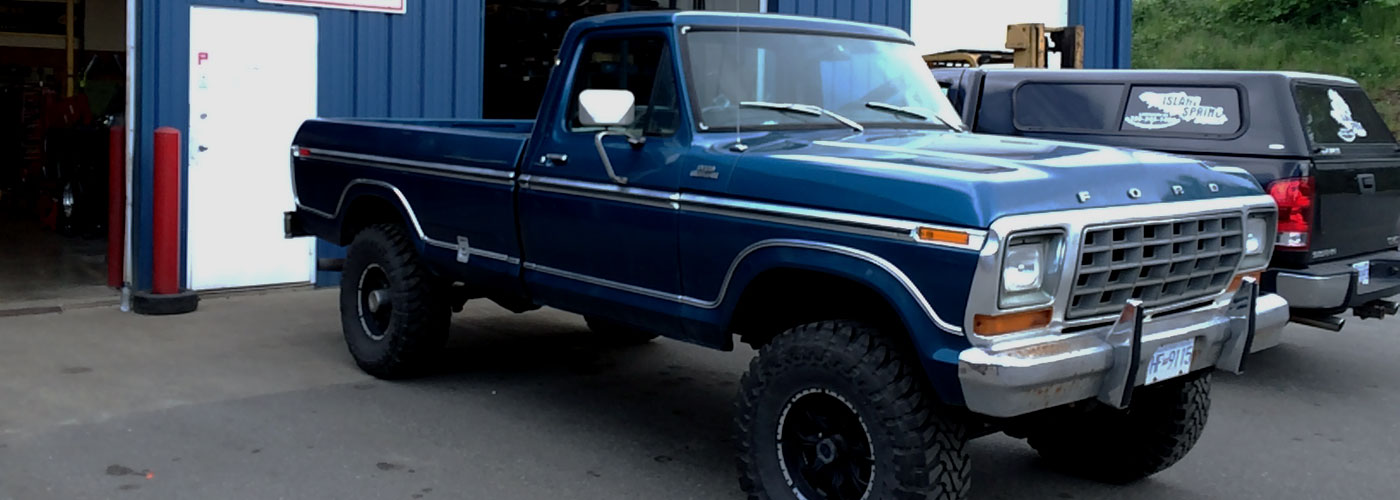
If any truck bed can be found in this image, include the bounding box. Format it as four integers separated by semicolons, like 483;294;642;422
294;118;532;164
290;118;531;272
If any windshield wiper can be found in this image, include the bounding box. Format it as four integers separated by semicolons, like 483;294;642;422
740;101;864;132
865;101;966;133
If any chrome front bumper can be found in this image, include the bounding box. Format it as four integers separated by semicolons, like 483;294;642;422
957;280;1289;418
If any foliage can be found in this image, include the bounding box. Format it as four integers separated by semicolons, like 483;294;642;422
1227;0;1367;25
1134;0;1400;132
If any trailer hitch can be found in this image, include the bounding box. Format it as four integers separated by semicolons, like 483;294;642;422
1354;299;1400;320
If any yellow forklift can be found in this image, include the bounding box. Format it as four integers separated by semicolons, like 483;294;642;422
924;23;1085;69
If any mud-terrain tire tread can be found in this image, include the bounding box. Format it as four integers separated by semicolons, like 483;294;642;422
736;320;970;500
1028;371;1211;483
339;223;450;379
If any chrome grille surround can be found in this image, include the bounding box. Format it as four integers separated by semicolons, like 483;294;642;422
962;195;1278;349
1066;214;1245;319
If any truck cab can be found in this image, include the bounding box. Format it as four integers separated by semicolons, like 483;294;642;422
937;68;1400;330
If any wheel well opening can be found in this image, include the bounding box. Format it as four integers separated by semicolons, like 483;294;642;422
730;268;906;349
339;196;405;246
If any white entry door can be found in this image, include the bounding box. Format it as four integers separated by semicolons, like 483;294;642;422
188;7;317;290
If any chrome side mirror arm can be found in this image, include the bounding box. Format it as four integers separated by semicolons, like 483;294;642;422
594;130;633;185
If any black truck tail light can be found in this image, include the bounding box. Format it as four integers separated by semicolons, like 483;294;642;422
1268;177;1314;250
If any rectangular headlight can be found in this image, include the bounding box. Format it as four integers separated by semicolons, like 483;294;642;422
999;233;1065;309
1241;212;1276;270
1244;217;1267;256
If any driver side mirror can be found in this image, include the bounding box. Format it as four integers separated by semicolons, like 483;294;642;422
578;89;636;127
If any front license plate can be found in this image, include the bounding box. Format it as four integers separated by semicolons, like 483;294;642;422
1354;261;1371;286
1145;339;1195;385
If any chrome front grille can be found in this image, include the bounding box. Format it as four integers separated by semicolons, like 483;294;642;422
1067;214;1245;319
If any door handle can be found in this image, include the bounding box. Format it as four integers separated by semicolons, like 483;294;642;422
1357;173;1376;194
539;153;568;167
197;145;209;152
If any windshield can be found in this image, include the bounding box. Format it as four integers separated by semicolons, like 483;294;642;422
685;31;964;131
1295;83;1396;146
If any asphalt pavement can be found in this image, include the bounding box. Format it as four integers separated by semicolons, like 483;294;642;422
1;289;1398;499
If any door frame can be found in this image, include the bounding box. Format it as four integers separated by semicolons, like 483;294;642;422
184;5;319;291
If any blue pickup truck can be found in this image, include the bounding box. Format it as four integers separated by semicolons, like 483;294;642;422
286;12;1288;499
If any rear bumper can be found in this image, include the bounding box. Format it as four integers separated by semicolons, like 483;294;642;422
957;283;1288;418
285;210;312;239
1271;250;1400;311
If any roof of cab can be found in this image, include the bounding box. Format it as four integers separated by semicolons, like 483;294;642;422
972;68;1359;87
566;11;912;43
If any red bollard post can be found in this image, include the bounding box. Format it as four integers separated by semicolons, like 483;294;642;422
152;127;181;295
133;127;199;315
107;125;125;289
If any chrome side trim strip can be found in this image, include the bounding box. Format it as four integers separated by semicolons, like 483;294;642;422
301;148;516;185
518;174;986;251
525;262;694;304
298;202;334;219
524;238;963;334
467;247;521;265
680;193;986;251
296;178;520;265
519;175;679;209
290;147;305;214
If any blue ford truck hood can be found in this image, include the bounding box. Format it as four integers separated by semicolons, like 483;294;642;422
720;129;1263;229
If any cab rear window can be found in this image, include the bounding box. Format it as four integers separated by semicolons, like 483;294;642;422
1119;86;1241;135
1013;83;1122;131
1295;84;1395;145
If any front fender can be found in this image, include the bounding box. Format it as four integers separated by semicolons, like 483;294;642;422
681;239;975;404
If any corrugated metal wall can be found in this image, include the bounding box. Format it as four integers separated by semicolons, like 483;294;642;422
767;0;912;33
1069;0;1132;68
134;0;484;289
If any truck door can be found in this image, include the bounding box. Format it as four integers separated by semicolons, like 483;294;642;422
518;31;688;333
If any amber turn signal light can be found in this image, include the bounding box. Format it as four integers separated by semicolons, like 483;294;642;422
1227;271;1263;293
917;227;970;245
973;307;1053;336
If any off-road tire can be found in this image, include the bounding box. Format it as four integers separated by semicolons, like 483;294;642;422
1027;370;1211;483
340;224;450;379
736;320;971;500
583;315;659;345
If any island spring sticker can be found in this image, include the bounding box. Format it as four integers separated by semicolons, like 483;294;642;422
1124;91;1230;130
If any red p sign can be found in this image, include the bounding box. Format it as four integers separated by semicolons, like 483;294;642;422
197;52;209;65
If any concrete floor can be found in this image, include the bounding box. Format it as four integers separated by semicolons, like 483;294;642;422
1;289;1399;499
0;214;113;305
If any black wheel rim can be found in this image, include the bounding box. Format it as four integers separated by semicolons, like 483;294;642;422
357;264;392;340
777;388;875;500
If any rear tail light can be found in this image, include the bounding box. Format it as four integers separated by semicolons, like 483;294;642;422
1267;177;1314;249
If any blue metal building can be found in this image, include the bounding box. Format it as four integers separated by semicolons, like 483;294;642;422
1070;0;1133;69
767;0;911;32
125;0;1131;293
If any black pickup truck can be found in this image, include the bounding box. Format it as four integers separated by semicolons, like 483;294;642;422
936;68;1400;331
